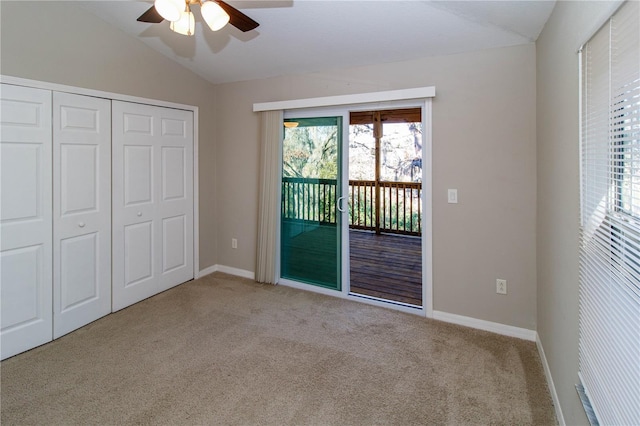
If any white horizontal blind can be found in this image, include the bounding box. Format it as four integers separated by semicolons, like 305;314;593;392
579;1;640;425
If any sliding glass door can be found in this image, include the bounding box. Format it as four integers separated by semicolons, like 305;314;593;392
280;117;343;290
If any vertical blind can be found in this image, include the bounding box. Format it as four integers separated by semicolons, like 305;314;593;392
256;110;283;284
579;1;640;425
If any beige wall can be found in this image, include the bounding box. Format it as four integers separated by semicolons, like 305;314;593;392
0;1;219;269
216;44;538;330
536;1;622;424
2;2;538;331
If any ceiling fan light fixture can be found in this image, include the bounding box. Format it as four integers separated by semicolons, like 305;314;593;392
201;1;230;31
170;8;195;36
154;0;183;22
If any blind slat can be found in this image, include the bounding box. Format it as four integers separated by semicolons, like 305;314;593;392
579;1;640;424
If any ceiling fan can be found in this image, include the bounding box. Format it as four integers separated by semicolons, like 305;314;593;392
137;0;259;36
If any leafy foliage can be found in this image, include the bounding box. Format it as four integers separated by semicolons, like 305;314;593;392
349;122;422;182
283;125;338;179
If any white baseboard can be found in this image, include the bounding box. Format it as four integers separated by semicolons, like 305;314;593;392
198;264;255;280
217;265;255;279
536;333;566;426
197;265;218;278
432;310;536;341
197;271;536;342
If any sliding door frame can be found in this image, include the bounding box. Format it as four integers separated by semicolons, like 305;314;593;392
274;94;433;318
280;107;350;295
345;99;431;316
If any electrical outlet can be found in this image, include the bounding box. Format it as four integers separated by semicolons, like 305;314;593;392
496;279;507;295
232;238;238;249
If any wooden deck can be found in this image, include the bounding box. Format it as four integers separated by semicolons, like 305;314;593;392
282;224;422;305
349;230;422;306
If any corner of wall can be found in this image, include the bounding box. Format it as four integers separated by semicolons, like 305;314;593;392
536;332;566;425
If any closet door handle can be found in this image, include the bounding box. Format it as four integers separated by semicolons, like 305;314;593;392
78;222;85;228
137;212;142;217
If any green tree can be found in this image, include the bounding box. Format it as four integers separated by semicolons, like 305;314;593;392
283;125;338;179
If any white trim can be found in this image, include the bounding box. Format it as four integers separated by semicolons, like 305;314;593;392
254;86;436;112
198;264;256;280
198;265;218;278
0;75;196;111
280;278;345;297
347;293;424;315
2;75;201;285
193;103;200;279
214;265;256;280
578;49;585;229
422;99;434;318
340;110;351;300
536;333;566;426
432;310;536;341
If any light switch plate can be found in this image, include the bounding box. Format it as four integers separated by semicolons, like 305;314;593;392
448;189;458;204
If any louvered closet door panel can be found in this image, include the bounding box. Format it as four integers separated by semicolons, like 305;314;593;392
53;92;111;338
0;84;53;360
112;101;193;311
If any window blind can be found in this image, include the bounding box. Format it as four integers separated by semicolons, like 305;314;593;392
579;1;640;425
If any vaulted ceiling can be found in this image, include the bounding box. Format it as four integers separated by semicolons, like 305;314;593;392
80;1;556;85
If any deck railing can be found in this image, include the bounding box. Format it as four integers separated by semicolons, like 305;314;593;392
282;177;422;236
281;177;337;225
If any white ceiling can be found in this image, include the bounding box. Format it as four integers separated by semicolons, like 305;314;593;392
80;0;556;85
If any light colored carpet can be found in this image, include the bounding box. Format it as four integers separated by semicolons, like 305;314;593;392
1;273;556;425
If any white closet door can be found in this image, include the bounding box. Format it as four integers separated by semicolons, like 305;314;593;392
53;92;111;338
112;101;193;311
0;84;52;360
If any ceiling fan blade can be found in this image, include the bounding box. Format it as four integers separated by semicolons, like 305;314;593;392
217;1;260;32
137;5;164;23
